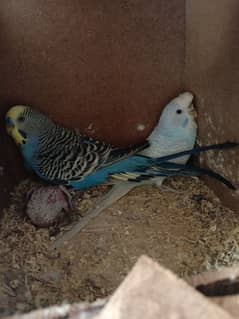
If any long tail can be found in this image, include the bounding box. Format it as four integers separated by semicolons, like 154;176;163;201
51;183;136;250
147;142;238;163
147;162;237;190
188;167;237;190
110;161;237;190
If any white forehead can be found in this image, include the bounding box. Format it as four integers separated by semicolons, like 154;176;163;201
164;92;193;112
159;92;193;119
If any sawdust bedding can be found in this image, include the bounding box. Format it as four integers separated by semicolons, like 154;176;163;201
0;176;238;317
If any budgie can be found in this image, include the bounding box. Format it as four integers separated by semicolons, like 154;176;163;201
5;93;238;248
5;106;150;181
5;92;235;190
48;92;238;248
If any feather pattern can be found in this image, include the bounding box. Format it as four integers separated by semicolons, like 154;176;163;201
35;128;149;184
66;143;238;190
35;127;111;182
5;105;149;185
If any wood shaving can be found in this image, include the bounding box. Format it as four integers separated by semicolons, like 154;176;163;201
0;177;238;317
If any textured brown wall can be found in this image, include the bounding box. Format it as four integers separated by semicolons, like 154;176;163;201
185;0;239;210
0;0;238;211
0;0;185;208
0;0;185;143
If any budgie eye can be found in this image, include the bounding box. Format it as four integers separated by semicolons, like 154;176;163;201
18;115;25;123
176;109;182;114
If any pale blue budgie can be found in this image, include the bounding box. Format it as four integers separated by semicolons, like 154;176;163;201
43;92;237;248
5;93;238;249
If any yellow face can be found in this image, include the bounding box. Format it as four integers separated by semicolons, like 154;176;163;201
5;106;28;146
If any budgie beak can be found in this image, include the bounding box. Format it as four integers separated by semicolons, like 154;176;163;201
172;92;197;120
5;108;27;146
6;124;26;146
188;103;197;120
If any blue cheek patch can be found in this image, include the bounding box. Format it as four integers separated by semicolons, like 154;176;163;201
182;118;189;128
5;117;14;127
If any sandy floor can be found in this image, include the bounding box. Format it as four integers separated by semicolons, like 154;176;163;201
0;177;238;317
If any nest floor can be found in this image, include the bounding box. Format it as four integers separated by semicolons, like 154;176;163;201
0;177;239;317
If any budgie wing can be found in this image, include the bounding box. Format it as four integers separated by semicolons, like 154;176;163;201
34;139;237;186
34;132;149;184
67;141;238;190
110;161;236;190
104;140;149;166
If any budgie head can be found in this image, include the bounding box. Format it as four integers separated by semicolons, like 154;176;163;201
5;105;53;147
145;92;197;160
159;92;197;133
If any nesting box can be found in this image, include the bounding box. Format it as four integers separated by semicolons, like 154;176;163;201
0;1;238;317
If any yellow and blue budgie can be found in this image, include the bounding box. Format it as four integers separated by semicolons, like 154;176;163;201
5;92;238;247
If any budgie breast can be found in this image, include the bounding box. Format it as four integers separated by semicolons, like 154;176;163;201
138;103;197;187
141;116;197;164
142;128;197;164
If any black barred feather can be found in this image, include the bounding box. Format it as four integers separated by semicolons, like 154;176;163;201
23;108;149;183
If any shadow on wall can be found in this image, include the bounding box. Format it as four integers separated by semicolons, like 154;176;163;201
0;0;185;209
0;1;238;211
185;0;239;210
0;0;185;144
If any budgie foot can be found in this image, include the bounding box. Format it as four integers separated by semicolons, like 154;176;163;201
50;183;135;250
